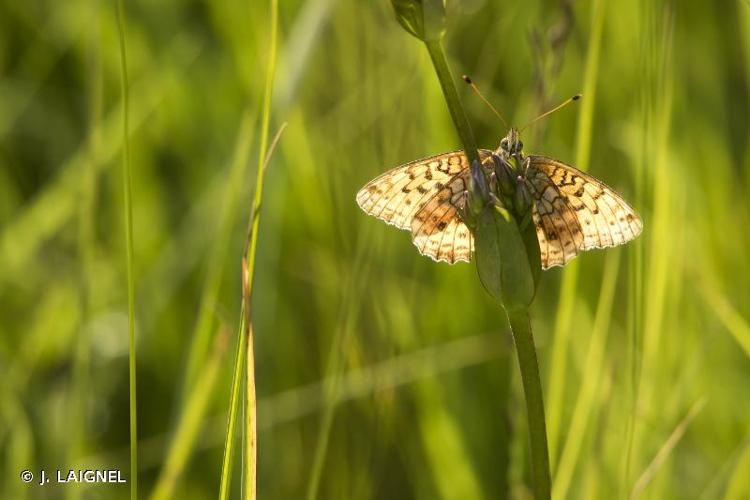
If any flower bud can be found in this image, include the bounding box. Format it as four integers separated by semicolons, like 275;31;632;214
514;180;533;216
467;158;490;218
390;0;446;41
474;205;536;311
492;154;516;196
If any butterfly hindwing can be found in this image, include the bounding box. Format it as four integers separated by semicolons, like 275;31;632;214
410;170;474;264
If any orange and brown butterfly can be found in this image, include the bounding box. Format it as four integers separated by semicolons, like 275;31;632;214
356;97;642;269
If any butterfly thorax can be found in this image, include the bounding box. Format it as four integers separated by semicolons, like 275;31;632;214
486;128;534;224
495;128;525;167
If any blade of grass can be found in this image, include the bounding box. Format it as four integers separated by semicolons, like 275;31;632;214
629;398;706;499
546;0;606;468
723;438;750;500
0;386;33;499
218;115;285;499
150;327;230;500
83;332;505;476
625;5;674;492
553;252;619;500
115;1;137;498
696;278;750;360
242;0;280;490
621;0;655;492
181;109;256;391
304;283;359;500
0;37;202;283
218;310;247;500
66;3;103;498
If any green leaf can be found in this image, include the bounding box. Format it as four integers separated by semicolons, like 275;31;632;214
474;205;536;312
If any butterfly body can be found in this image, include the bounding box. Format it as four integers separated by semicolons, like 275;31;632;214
356;129;642;269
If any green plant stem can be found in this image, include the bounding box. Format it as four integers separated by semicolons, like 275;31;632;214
507;309;550;500
218;311;247;500
115;2;137;498
423;30;549;500
241;0;279;491
423;39;479;164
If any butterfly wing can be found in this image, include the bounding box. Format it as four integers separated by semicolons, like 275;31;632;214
410;169;474;264
356;150;493;264
527;155;643;269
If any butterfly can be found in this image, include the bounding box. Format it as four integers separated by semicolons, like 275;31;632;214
356;128;642;269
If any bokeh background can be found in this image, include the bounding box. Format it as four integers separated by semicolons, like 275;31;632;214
2;0;749;498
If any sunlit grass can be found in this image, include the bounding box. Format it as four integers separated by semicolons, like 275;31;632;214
114;0;137;497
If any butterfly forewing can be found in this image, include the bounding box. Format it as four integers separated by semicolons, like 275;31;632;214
527;156;643;268
357;151;469;230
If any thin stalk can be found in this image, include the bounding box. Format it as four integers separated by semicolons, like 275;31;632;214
218;311;247;500
150;329;229;500
241;1;279;491
243;316;258;500
67;2;102;494
115;1;137;498
546;0;606;466
507;309;551;500
423;39;480;164
246;1;278;321
423;31;549;500
182;110;256;391
553;252;620;500
217;121;285;499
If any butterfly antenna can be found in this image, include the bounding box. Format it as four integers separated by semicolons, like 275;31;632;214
520;94;582;132
462;75;508;129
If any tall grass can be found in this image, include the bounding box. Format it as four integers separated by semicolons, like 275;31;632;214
114;1;138;497
545;0;606;468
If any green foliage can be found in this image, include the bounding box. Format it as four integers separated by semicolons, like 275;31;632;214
1;0;749;499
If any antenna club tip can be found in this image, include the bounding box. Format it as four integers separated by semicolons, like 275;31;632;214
572;94;582;101
462;75;473;84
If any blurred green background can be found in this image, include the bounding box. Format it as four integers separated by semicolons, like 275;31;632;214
2;0;749;498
